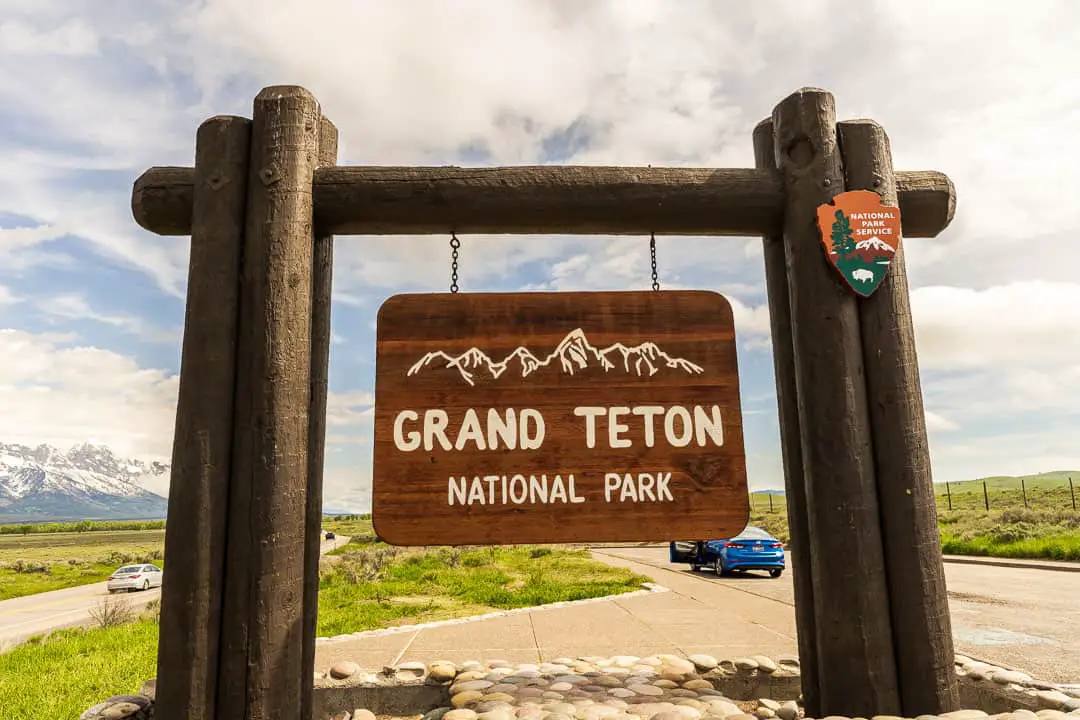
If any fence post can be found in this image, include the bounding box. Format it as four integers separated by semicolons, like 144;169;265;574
754;118;821;716
769;494;774;513
217;86;322;720
1021;478;1028;508
1071;477;1076;512
154;116;251;720
945;482;952;511
772;89;900;717
983;481;990;512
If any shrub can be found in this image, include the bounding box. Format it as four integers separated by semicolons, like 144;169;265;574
89;596;136;629
141;599;161;622
8;560;49;574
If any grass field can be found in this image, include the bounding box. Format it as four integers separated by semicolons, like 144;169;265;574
317;540;649;636
0;618;160;720
0;540;648;720
0;530;165;601
747;471;1080;562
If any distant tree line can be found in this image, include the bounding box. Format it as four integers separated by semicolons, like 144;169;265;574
0;519;167;534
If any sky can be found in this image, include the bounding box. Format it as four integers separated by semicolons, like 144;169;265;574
1;0;1078;513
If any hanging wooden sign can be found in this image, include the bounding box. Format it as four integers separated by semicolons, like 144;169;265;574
371;290;749;546
816;190;903;297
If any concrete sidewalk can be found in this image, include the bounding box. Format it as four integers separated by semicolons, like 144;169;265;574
313;551;798;672
311;545;1080;680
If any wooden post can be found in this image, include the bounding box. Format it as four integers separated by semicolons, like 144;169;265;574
302;116;339;719
946;482;953;511
1070;477;1076;512
839;119;960;715
753;118;821;717
155;116;251;720
984;481;990;512
772;88;900;717
1021;478;1028;508
217;86;322;720
769;494;774;513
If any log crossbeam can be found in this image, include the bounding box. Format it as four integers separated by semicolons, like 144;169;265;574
132;165;955;239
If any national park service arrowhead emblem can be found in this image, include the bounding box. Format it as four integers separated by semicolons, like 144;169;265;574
815;190;902;298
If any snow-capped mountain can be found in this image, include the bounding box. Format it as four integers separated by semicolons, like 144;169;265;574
855;236;895;253
0;442;169;523
407;328;705;387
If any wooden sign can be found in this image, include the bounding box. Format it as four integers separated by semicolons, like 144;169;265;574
371;290;749;546
816;190;903;297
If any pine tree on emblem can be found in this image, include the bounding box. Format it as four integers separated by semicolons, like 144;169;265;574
831;209;856;265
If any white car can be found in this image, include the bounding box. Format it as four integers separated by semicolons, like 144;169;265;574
107;563;163;593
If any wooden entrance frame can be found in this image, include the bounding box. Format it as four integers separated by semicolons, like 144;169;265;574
132;86;959;720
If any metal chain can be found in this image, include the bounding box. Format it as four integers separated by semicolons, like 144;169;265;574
449;233;461;293
650;232;660;291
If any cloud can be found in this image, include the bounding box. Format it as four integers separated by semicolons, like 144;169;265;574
34;293;178;343
911;282;1080;373
0;328;179;460
326;391;374;429
925;411;959;433
0;223;71;272
0;285;21;307
910;281;1080;422
0;18;99;56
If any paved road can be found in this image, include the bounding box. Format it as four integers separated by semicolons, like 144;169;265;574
596;546;1080;684
0;534;351;651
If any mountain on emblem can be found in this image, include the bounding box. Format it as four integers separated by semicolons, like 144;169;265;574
815;190;903;298
406;328;704;387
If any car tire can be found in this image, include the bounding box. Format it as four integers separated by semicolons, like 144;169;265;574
715;559;730;577
142;580;150;591
770;569;783;578
690;564;701;572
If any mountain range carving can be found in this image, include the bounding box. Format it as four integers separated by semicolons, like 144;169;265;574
406;328;704;387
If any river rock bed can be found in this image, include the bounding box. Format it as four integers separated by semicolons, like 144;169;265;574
80;653;1080;720
313;654;1080;720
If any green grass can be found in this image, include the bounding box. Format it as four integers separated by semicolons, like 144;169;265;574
747;472;1080;562
0;541;648;719
0;621;159;720
0;530;165;600
940;532;1080;561
317;543;650;637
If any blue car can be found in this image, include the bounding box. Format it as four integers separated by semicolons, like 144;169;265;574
669;525;786;578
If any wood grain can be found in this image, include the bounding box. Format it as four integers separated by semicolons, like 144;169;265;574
772;88;900;716
303;115;338;720
840;119;960;716
372;291;749;546
753;118;821;718
131;165;956;239
155;115;249;720
218;85;320;720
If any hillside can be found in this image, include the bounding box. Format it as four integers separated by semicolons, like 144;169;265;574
750;471;1078;498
